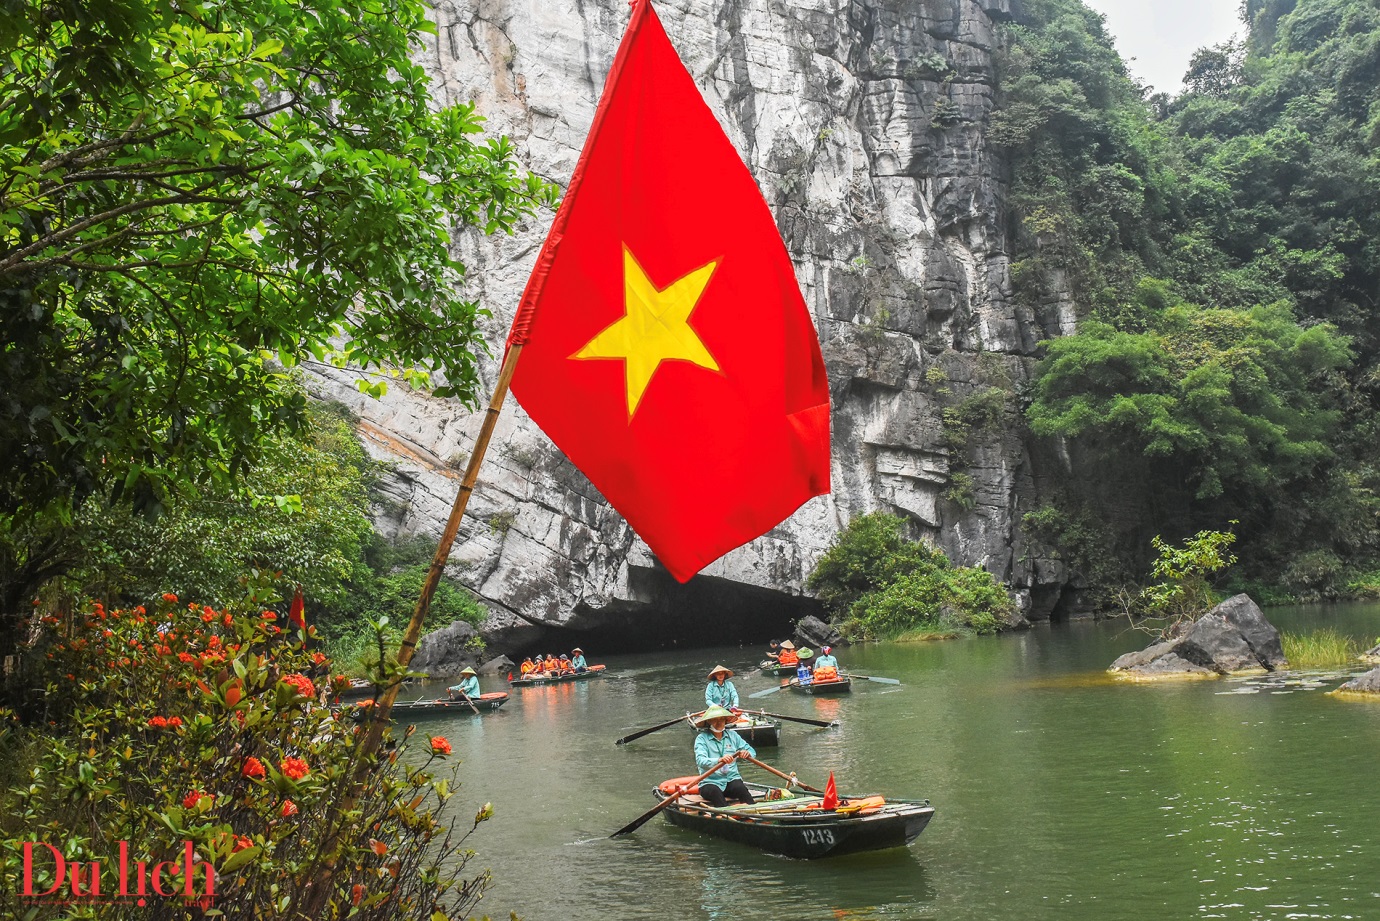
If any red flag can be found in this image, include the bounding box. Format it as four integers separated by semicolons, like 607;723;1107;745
288;586;305;631
822;771;838;810
506;0;830;582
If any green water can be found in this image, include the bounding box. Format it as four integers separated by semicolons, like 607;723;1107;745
421;603;1380;920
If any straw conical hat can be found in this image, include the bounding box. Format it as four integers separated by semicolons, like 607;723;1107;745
707;665;734;679
694;704;736;726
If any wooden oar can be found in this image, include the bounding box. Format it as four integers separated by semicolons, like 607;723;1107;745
744;755;824;795
609;762;723;837
841;672;901;685
749;709;836;729
614;712;696;746
748;682;788;699
449;687;480;715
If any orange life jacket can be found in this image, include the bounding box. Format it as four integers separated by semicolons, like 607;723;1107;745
778;650;799;666
813;665;839;681
545;657;559;671
520;661;534;675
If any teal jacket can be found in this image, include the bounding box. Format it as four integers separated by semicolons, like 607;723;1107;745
813;654;838;670
704;679;739;710
449;675;480;697
694;729;756;790
570;654;588;670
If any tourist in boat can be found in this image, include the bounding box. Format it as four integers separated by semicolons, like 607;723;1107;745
775;641;800;668
544;653;560;674
519;657;536;676
570;647;588;672
448;666;481;700
558;654;572;673
812;645;840;681
692;705;756;807
704;665;740;710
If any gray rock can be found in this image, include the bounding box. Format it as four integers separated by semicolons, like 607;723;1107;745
476;654;515;676
1361;644;1380;665
1213;594;1287;669
1177;614;1266;674
306;0;1067;646
1336;666;1380;694
1128;652;1216;677
410;620;482;680
1109;640;1180;673
795;615;844;649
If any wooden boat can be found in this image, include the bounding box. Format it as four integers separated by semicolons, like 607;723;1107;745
758;660;805;677
346;692;508;718
788;676;852;695
653;780;934;858
509;663;606;686
687;714;780;747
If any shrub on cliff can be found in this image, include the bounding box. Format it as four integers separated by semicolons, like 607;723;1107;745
0;580;498;920
808;513;1013;639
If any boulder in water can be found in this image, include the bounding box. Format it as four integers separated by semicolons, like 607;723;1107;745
795;615;844;649
1361;644;1380;665
1334;666;1380;695
476;654;514;676
1109;594;1286;678
411;620;482;680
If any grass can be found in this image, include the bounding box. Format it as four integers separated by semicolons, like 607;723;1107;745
1280;629;1361;668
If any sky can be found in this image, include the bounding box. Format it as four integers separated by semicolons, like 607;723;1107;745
1080;0;1245;94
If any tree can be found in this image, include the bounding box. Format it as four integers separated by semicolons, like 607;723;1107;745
0;0;553;639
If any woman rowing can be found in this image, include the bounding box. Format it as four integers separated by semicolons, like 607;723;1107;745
570;647;589;673
704;664;740;710
447;666;480;700
691;705;756;807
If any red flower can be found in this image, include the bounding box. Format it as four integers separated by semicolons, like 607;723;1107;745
280;757;309;781
280;799;298;817
281;673;315;699
351;884;364;906
261;611;277;621
242;757;265;779
149;716;169;728
183;790;204;809
168;716;183;728
222;613;233;627
429;736;452;756
311;652;327;666
162;593;178;603
232;835;253;853
201;611;214;623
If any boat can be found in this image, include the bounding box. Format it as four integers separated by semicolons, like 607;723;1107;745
757;660;803;677
652;779;934;858
508;663;607;686
345;692;509;718
687;713;780;746
789;676;852;695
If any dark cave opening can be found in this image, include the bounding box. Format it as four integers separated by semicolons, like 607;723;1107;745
530;568;826;656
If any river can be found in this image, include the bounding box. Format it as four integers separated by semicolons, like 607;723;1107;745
420;602;1380;920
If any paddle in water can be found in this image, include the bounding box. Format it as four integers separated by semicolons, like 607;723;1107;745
748;682;788;699
614;712;696;746
609;761;724;837
841;672;901;685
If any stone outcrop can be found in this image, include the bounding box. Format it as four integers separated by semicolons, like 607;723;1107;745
1110;595;1287;678
795;615;845;649
307;0;1073;650
410;620;484;679
1335;667;1380;694
1362;643;1380;665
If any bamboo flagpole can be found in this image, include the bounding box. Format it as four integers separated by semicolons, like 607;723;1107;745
301;344;523;917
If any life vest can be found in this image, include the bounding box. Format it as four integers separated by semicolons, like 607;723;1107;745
813;665;839;681
520;661;534;675
559;657;571;670
545;658;559;671
778;650;799;666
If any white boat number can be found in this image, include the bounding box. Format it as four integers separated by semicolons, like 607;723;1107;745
802;829;835;846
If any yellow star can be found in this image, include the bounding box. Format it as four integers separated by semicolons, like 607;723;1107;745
573;245;721;417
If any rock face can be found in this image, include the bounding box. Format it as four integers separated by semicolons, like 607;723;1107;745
308;0;1075;650
1109;595;1287;678
1336;667;1380;694
410;620;483;679
795;615;845;649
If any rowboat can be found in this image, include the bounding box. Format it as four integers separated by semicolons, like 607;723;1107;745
345;692;509;718
653;780;934;858
757;660;806;677
687;714;780;746
789;676;851;695
508;663;606;686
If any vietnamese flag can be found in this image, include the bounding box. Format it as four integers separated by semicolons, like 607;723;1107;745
506;0;830;582
822;772;839;810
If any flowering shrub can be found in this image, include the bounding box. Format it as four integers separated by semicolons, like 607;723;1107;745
0;587;496;920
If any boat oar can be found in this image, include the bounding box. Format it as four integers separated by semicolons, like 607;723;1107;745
841;672;901;685
749;709;836;729
609;762;723;837
744;755;824;795
614;712;696;746
447;685;481;715
748;682;788;699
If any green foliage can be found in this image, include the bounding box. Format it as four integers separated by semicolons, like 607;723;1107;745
1;587;495;919
1138;526;1238;627
808;512;1013;640
1280;628;1361;668
0;0;553;534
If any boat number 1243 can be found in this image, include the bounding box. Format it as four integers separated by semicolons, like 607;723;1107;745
802;829;835;846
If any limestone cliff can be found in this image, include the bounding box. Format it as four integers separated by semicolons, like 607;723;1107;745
308;0;1075;651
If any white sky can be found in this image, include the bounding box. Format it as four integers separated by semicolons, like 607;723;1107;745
1080;0;1245;94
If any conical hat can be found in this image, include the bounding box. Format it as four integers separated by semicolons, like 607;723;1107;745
779;640;796;650
707;664;734;679
694;704;736;726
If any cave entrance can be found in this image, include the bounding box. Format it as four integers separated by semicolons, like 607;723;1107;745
534;569;825;656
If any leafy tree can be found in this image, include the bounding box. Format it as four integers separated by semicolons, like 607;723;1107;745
1137;526;1238;633
0;0;552;641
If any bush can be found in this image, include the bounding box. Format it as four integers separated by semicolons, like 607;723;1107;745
0;583;497;920
810;513;1014;640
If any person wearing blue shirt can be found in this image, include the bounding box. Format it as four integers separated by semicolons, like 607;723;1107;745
570;647;589;672
704;665;739;710
447;666;481;700
692;705;756;807
813;646;839;670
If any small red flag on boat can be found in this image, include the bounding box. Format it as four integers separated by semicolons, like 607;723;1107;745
821;772;838;810
288;586;305;630
505;0;830;582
